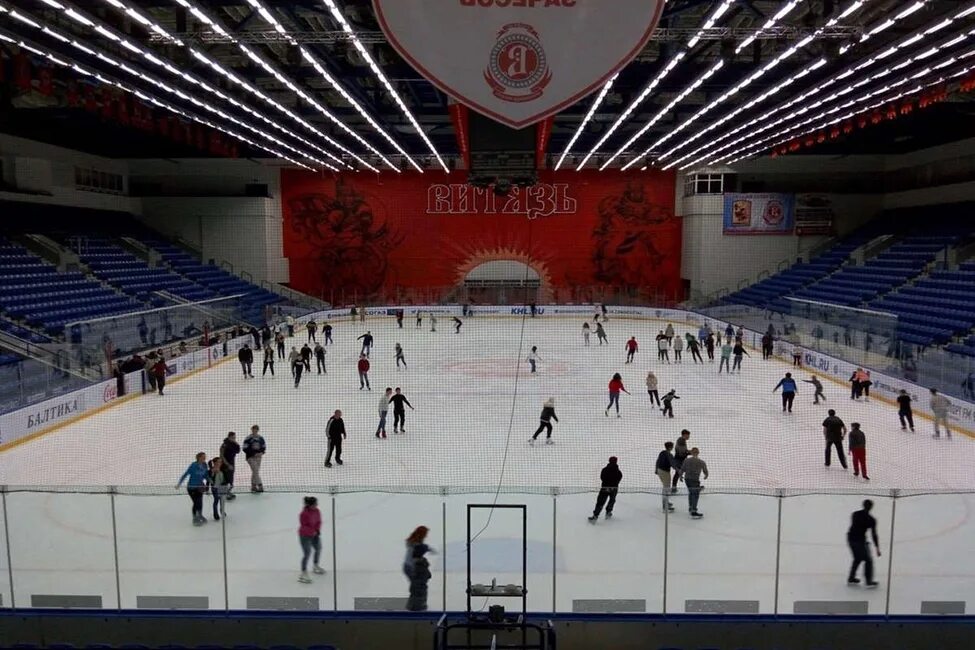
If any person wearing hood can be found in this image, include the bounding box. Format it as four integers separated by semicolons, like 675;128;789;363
530;397;559;445
588;457;622;523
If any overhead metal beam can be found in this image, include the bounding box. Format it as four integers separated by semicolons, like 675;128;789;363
151;24;864;45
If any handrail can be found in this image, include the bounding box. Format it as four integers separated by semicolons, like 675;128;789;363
0;330;96;380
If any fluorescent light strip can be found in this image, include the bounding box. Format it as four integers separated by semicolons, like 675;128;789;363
661;3;975;169
575;0;734;170
0;25;314;170
651;0;871;167
554;76;616;171
85;0;350;169
601;60;724;170
702;44;972;166
319;0;447;172
613;0;810;170
736;0;801;53
722;59;965;165
237;0;420;172
171;0;385;172
5;5;335;170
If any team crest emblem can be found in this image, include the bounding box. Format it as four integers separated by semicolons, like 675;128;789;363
484;24;552;104
373;0;664;129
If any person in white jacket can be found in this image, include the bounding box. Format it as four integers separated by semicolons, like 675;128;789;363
377;387;392;439
646;371;660;407
929;388;952;439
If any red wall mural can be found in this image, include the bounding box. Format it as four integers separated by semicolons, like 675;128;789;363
281;169;680;303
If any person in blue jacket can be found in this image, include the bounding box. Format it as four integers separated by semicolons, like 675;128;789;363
177;452;211;526
773;372;798;413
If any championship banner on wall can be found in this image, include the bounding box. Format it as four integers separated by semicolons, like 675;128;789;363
372;0;665;128
281;170;681;301
723;193;796;235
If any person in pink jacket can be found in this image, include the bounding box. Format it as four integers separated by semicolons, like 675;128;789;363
298;496;326;583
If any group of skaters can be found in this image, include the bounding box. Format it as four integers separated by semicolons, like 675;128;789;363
175;425;267;525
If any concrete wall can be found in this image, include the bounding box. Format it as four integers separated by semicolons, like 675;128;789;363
0;134;139;214
130;159;290;284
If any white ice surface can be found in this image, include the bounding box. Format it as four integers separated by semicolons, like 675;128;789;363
1;315;973;614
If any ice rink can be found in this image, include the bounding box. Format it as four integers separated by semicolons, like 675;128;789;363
1;314;973;614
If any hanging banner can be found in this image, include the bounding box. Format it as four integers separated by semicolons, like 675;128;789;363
723;193;796;235
372;0;665;129
794;193;835;236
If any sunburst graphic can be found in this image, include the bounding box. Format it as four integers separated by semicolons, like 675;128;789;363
443;234;556;301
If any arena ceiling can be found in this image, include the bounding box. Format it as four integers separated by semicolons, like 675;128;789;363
1;0;975;171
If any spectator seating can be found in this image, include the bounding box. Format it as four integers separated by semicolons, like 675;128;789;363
0;239;143;336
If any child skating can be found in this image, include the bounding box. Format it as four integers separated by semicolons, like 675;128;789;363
527;346;541;374
582;322;591;346
530;398;559;445
661;389;680;418
802;375;826;404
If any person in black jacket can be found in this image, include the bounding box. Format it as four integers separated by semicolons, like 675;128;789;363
314;343;327;374
238;344;254;378
655;442;676;513
529;398;559;445
324;410;346;468
220;431;241;500
588;456;622;523
262;344;275;377
389;387;414;433
847;499;880;587
897;389;915;432
300;343;313;372
357;331;374;357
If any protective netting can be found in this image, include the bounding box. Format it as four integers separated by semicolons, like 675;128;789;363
2;309;973;493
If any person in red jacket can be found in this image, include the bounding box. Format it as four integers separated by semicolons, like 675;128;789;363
151;356;168;395
297;496;325;583
605;372;630;418
357;353;371;390
625;337;639;364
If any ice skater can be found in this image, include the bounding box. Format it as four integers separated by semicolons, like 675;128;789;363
660;389;679;418
324;409;346;468
803;375;826;404
530;397;559;445
718;341;733;373
847;500;880;587
323;321;333;345
625;336;638;363
655;442;676;513
243;425;266;492
671;429;690;492
396;310;404;329
262;344;275;377
297;496;325;583
605;372;630;418
897;389;914;432
314;342;327;374
219;432;239;501
645;370;660;407
377;388;392;439
930;388;951;438
823;409;848;469
275;331;286;359
682;447;708;518
453;316;463;333
358;331;374;357
300;343;312;372
526;346;541;374
761;332;774;360
404;526;434;611
595;321;608;345
849;368;865;399
688;336;704;364
306;319;317;343
395;343;407;370
415;311;423;328
582;322;591;346
732;340;749;372
430;314;437;332
290;349;303;387
238;344;254;378
390;387;414;433
849;422;868;479
792;346;802;367
673;335;684;364
656;331;670;363
705;333;715;362
773;372;798;413
208;457;228;521
588;456;622;523
357;354;371;390
176;451;210;525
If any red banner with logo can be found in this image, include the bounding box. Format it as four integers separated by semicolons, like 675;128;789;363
281;169;680;303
